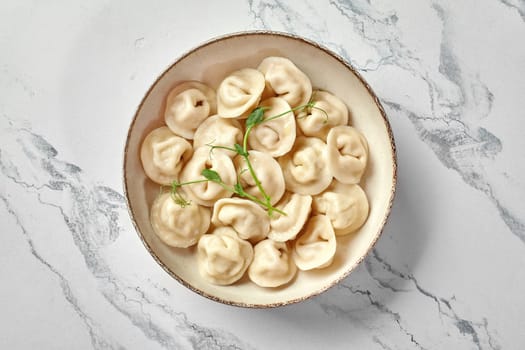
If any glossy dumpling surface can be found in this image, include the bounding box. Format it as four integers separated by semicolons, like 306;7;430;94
268;192;312;242
150;192;211;248
248;97;296;157
313;181;369;236
248;239;297;288
211;198;270;243
197;227;254;285
278;136;332;195
326;125;369;184
164;81;216;139
140;126;193;185
193;115;244;158
258;57;312;108
179;147;236;206
293;215;336;270
217;68;265;118
296;90;349;141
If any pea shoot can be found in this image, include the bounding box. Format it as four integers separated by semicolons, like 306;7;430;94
168;100;328;216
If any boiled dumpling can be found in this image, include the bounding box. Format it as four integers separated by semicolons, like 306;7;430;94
248;97;296;157
140;126;193;185
179;147;236;206
260;79;277;100
296;90;348;141
248;239;297;288
326;125;368;184
197;227;254;285
150;192;211;248
164;81;217;139
313;181;369;235
212;198;270;243
292;215;336;270
217;68;265;118
234;150;285;205
278;136;332;195
258;57;312;108
193;115;244;158
268;192;312;242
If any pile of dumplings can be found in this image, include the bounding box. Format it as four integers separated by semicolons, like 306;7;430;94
141;57;370;288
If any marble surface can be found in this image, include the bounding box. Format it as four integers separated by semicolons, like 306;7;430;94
1;0;524;349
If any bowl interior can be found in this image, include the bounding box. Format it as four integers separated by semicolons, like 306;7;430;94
124;32;396;307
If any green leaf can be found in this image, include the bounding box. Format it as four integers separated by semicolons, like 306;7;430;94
234;143;248;157
201;169;222;182
233;182;245;196
246;107;267;128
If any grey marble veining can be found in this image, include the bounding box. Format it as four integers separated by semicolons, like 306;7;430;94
0;115;254;349
0;110;505;349
247;0;524;244
500;0;525;21
1;0;524;349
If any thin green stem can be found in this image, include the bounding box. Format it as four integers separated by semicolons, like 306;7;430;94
213;182;238;196
212;179;285;215
268;205;286;216
244;154;271;202
295;105;329;122
242;124;271;204
242;124;253;152
167;102;323;216
262;102;315;123
175;179;209;187
240;104;318;214
241;193;285;216
208;145;237;153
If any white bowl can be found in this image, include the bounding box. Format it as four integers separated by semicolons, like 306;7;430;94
123;31;397;307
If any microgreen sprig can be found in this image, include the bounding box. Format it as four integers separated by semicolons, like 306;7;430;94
168;100;329;216
202;168;286;216
240;102;326;214
167;169;286;215
169;179;207;207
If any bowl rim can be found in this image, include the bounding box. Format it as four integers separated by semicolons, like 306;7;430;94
122;30;397;308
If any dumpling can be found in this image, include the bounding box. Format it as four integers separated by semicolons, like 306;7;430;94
278;136;332;195
248;239;297;288
164;81;217;139
260;80;277;100
326;125;368;184
248;97;296;157
179;147;236;206
150;192;211;248
197;227;254;285
234;150;285;205
258;57;312;108
217;68;265;118
313;181;369;235
140;126;193;185
296;90;349;141
292;215;336;270
211;198;270;243
268;192;312;242
193;115;244;158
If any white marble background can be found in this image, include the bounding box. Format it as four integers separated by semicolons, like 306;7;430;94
1;0;524;349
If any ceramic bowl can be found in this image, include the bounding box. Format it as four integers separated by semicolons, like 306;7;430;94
123;31;396;307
